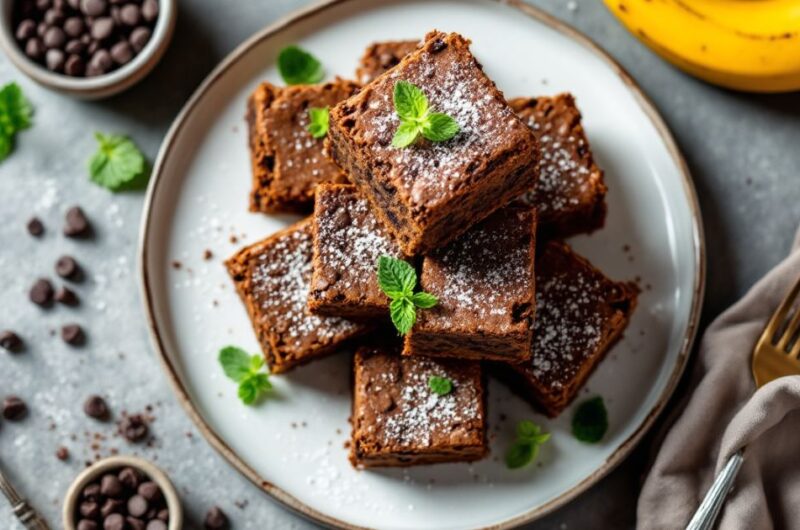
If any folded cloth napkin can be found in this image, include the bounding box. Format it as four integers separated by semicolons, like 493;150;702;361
638;227;800;530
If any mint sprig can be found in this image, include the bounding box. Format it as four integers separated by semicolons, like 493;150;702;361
391;81;459;148
377;255;438;334
219;346;272;405
278;46;324;85
89;132;148;191
428;375;453;396
572;396;608;443
505;420;550;469
307;107;329;139
0;82;33;162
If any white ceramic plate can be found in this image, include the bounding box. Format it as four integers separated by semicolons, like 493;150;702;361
139;1;705;528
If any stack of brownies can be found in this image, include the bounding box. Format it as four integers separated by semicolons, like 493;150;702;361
226;31;638;467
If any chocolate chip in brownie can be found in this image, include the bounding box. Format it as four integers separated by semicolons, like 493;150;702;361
61;323;86;346
3;396;28;421
83;395;110;420
204;506;230;530
55;286;80;306
29;278;55;306
64;206;92;238
27;217;45;236
0;330;24;353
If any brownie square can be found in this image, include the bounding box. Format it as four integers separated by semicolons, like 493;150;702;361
509;94;607;238
328;31;539;255
503;240;638;417
403;205;537;362
246;78;359;213
225;219;370;374
356;40;420;83
351;342;487;467
309;183;407;318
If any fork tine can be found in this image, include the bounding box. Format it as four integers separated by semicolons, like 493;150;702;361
777;299;800;351
765;274;800;345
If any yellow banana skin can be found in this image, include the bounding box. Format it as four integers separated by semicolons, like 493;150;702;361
605;0;800;93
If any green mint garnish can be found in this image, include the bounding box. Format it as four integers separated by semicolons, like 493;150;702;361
572;396;608;443
218;346;272;405
88;132;148;191
0;82;33;162
428;375;453;396
377;255;438;334
307;107;329;139
391;80;459;148
277;45;324;85
505;420;550;469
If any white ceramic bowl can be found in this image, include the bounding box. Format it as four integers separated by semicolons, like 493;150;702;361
0;0;176;99
62;455;183;530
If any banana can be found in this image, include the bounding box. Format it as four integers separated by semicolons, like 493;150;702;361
605;0;800;93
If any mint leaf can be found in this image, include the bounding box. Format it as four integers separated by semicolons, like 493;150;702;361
377;255;415;296
389;297;416;335
238;379;259;405
307;107;329;139
572;396;608;443
278;46;324;85
89;132;148;191
506;420;549;469
411;292;437;308
0;133;10;161
0;82;32;162
422;112;459;142
428;375;453;396
393;81;428;121
219;346;252;383
391;120;421;148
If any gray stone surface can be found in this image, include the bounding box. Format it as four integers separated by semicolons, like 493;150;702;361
1;1;798;529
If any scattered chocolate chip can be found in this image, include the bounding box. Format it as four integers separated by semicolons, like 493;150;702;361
64;206;91;237
103;513;125;530
120;414;149;443
29;278;55;306
137;481;161;502
27;217;45;236
55;286;80;306
83;395;109;420
146;521;167;530
204;506;229;530
203;249;213;260
77;520;99;530
61;323;85;345
2;396;28;421
56;446;70;460
100;474;124;498
55;255;82;280
0;330;23;353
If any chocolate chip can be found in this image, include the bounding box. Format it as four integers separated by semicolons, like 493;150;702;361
128;26;150;53
25;37;45;59
65;54;86;76
77;520;99;530
136;481;161;502
16;19;37;41
29;278;54;306
430;38;446;53
2;396;28;421
56;446;69;460
45;48;65;71
103;513;125;530
141;0;157;22
55;286;79;306
36;0;52;9
80;500;100;519
55;255;81;280
44;8;65;26
82;483;101;500
64;206;91;237
204;506;229;530
101;497;125;517
65;38;85;54
100;473;124;497
126;517;146;530
81;0;107;16
146;521;167;530
118;467;142;489
61;323;85;345
64;16;85;37
127;494;148;517
83;395;109;420
0;330;23;353
156;508;169;521
27;217;44;236
91;17;115;40
43;26;66;49
121;415;149;443
119;4;139;25
88;48;113;74
110;40;132;64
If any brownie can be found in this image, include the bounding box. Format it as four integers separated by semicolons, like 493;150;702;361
502;240;638;417
403;205;537;362
356;40;420;83
328;31;539;255
309;184;407;318
225;219;370;374
246;78;359;213
350;343;487;467
509;94;607;238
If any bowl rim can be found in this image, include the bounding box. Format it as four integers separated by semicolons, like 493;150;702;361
0;0;176;92
61;454;183;530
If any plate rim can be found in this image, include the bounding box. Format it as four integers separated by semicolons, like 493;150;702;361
137;0;707;528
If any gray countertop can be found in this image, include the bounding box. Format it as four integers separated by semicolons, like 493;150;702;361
1;1;799;529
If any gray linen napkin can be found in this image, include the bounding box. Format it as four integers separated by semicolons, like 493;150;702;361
638;227;800;530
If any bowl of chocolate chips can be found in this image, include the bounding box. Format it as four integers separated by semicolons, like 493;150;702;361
62;455;183;530
0;0;176;99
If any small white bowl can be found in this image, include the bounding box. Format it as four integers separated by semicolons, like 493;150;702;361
0;0;176;100
62;455;183;530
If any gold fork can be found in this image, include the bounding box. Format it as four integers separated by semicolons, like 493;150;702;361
687;274;800;530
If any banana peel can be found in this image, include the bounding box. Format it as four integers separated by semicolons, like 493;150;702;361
605;0;800;93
